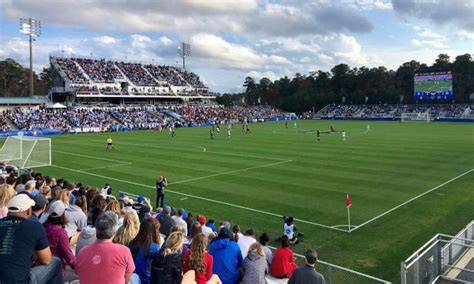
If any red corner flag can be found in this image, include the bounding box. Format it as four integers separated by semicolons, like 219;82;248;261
346;194;352;208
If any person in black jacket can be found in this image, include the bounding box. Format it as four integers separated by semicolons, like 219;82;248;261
150;231;184;284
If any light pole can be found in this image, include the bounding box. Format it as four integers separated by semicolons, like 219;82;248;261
178;42;191;69
20;18;41;97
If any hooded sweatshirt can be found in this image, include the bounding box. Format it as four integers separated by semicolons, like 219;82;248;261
242;251;267;284
43;223;76;275
65;204;87;237
208;238;243;284
76;225;97;255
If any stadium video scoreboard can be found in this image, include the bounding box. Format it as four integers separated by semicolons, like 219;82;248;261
414;71;453;101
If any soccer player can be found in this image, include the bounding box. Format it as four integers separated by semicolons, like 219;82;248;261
106;137;114;150
342;130;346;142
285;121;288;129
216;124;220;134
330;125;335;133
245;124;251;134
171;125;176;137
210;128;214;140
284;217;299;245
227;124;232;139
367;124;371;131
293;122;297;128
316;130;320;143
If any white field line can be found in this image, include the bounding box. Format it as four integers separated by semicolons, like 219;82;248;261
50;162;349;232
168;160;293;186
267;245;390;283
86;139;289;161
53;150;132;165
351;168;474;232
80;164;132;171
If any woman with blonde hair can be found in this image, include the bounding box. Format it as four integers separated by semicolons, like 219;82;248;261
55;189;70;207
113;210;140;246
150;231;184;284
242;242;267;284
0;184;15;219
39;185;51;199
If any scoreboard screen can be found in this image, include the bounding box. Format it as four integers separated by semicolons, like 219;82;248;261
414;72;453;100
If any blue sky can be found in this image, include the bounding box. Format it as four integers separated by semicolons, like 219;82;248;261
0;0;473;93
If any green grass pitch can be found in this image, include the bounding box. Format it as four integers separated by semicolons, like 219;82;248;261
5;120;473;281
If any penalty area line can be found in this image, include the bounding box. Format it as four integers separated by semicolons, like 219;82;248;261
49;163;348;233
351;168;474;232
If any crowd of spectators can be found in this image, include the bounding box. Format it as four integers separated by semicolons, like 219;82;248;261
76;58;124;83
317;104;473;119
182;71;206;88
53;58;89;84
6;108;72;131
0;166;326;284
2;104;472;133
110;108;164;130
0;113;10;131
116;62;159;87
66;108;118;130
73;86;99;94
145;65;187;86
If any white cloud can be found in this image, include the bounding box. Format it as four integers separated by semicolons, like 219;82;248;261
159;36;173;46
93;36;116;44
190;33;290;69
246;70;280;82
411;38;445;49
418;30;444;39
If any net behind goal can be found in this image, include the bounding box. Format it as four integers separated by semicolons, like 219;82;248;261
400;112;431;122
0;136;51;168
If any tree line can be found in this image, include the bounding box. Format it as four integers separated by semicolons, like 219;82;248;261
0;58;52;98
217;53;474;113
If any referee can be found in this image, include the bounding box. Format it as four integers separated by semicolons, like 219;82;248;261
106;137;114;150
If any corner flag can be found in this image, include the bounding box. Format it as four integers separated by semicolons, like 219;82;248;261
346;194;352;208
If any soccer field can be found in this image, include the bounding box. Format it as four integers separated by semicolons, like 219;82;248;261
7;120;474;281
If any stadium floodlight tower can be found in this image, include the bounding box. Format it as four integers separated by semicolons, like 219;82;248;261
178;42;191;69
19;18;41;97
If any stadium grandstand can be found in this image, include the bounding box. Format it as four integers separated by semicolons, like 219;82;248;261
49;56;214;105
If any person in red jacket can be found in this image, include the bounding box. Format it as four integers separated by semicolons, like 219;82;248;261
43;201;76;275
270;235;298;278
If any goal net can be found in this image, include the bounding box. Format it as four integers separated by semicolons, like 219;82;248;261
0;136;51;168
401;112;431;122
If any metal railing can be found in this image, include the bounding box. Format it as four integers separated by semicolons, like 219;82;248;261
401;221;474;284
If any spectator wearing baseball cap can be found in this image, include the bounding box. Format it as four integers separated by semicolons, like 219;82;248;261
31;194;48;222
199;215;214;238
156;205;176;237
43;201;76;275
288;249;326;284
0;194;62;283
132;195;151;223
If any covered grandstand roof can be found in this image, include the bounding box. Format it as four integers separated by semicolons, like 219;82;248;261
0;96;46;105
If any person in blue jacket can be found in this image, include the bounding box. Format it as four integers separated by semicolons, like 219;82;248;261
208;227;243;284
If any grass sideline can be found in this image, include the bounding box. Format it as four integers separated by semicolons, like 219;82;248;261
3;120;473;281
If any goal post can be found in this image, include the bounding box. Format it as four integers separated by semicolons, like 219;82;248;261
400;112;431;122
0;136;51;168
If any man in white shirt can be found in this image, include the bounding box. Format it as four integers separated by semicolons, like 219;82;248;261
171;208;188;236
238;228;256;259
198;215;214;238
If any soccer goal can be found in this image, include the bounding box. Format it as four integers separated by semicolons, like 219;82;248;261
0;136;51;168
400;112;431;122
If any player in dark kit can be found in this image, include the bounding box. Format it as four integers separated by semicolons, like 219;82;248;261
316;130;320;142
155;176;167;208
210;128;214;140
